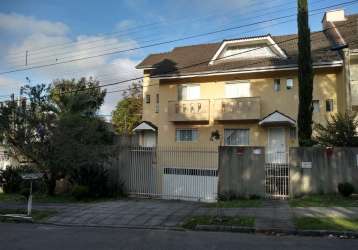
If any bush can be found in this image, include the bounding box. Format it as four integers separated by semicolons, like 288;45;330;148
0;166;46;195
338;182;355;197
70;164;109;198
72;185;90;200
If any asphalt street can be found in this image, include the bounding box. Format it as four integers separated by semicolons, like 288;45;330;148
1;223;358;250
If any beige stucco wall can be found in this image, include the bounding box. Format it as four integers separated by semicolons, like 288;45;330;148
142;68;343;148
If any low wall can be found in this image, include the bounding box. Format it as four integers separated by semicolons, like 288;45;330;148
290;147;358;197
218;146;265;198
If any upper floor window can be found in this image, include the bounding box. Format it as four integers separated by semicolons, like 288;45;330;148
326;99;334;112
286;79;293;90
312;100;320;113
225;81;250;98
145;94;151;103
155;94;159;113
224;129;249;146
274;79;281;92
178;84;200;101
176;128;198;142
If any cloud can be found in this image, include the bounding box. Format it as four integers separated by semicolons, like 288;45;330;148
0;13;69;36
115;19;137;31
0;12;142;115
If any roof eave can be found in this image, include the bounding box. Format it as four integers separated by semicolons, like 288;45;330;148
151;61;343;79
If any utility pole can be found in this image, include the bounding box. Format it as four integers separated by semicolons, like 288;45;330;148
297;0;314;146
25;50;28;66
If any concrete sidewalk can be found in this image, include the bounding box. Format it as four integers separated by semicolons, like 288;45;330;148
1;199;358;230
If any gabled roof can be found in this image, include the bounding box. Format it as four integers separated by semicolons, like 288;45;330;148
133;121;157;132
259;111;296;127
209;35;287;65
136;32;342;78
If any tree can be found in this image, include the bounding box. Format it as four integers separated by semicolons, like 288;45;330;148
47;78;114;195
0;78;115;195
297;0;314;146
314;112;358;147
50;77;106;116
112;82;142;134
0;84;58;194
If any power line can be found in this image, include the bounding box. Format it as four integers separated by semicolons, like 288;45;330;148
6;0;305;65
4;0;296;58
1;0;354;75
1;18;355;102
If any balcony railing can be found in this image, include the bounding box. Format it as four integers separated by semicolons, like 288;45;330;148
168;99;210;122
213;97;261;121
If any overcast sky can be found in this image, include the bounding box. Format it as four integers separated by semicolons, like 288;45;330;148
1;0;358;116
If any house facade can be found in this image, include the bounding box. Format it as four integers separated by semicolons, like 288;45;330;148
134;9;358;159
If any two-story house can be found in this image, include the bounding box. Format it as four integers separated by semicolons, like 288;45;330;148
133;9;357;159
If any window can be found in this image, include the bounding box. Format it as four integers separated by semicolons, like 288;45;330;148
312;100;320;113
155;94;159;113
224;129;249;146
274;79;281;92
326;99;334;112
289;127;296;140
145;94;150;104
225;81;251;98
286;79;293;89
178;84;200;101
176;129;198;142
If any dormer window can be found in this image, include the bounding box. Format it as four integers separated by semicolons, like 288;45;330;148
221;44;279;60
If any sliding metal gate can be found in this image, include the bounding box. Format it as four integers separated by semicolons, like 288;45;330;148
265;153;289;199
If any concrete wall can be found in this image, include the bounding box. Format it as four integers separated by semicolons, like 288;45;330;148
290;147;358;197
218;146;265;198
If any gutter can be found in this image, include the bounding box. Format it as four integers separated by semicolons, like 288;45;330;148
150;61;343;80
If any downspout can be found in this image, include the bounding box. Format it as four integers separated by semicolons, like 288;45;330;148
343;48;352;111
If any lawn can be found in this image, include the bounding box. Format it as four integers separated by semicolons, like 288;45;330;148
0;193;76;203
0;193;123;203
294;217;358;232
0;208;58;222
182;216;255;230
207;199;262;208
289;195;358;207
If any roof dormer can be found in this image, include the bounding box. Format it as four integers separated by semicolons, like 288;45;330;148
209;35;287;65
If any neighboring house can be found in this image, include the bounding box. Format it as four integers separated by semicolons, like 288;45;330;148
133;10;357;158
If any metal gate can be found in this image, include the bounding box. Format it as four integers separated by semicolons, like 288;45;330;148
124;146;219;202
265;153;289;199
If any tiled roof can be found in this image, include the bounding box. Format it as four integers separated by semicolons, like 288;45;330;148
330;14;358;50
136;32;342;77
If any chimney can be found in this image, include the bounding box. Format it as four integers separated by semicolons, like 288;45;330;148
322;9;346;28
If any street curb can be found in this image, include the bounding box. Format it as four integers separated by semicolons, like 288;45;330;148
195;224;358;238
38;221;186;232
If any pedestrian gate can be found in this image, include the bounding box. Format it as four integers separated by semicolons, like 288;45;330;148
265;153;289;199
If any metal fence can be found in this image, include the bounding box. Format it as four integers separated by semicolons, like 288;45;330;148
118;145;219;202
265;152;289;199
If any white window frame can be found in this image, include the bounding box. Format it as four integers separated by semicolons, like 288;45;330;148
224;128;250;146
224;81;251;98
274;79;281;92
312;100;320;113
286;78;293;90
175;128;198;142
178;84;200;101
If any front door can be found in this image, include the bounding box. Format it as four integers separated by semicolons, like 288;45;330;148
267;127;286;163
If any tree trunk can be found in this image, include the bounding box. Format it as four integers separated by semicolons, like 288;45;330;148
297;0;314;146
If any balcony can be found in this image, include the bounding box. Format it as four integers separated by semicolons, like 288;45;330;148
168;99;210;122
213;97;261;121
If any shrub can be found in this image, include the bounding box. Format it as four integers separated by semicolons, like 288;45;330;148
338;182;355;197
0;166;46;194
72;185;90;200
70;164;109;198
